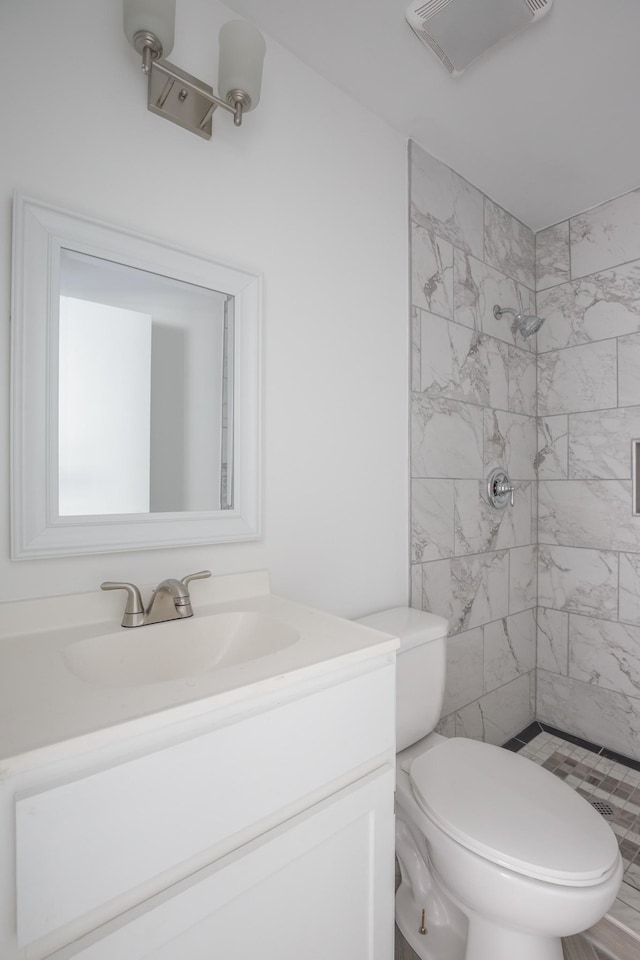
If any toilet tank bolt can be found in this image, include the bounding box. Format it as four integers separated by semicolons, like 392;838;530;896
419;908;428;935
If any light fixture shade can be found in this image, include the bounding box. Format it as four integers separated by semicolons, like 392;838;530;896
218;21;266;111
123;0;176;58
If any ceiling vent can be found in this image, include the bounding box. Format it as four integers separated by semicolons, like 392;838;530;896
406;0;553;76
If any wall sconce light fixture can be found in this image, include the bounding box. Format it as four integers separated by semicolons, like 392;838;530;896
123;0;266;140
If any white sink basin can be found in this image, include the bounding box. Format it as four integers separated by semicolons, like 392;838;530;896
62;612;300;686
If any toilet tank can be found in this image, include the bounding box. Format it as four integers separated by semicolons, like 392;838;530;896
356;607;448;751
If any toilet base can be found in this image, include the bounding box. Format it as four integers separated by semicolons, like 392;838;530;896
395;882;466;960
397;876;565;960
395;811;467;960
464;914;563;960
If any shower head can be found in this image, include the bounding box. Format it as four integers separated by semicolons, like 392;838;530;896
493;304;544;340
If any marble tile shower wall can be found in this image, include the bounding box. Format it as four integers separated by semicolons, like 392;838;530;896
536;187;640;762
409;142;537;745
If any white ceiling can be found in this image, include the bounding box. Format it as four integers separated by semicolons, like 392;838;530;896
224;0;640;232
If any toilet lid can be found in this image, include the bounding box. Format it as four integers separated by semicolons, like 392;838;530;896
409;738;620;885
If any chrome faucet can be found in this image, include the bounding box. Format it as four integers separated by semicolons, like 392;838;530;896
101;571;212;628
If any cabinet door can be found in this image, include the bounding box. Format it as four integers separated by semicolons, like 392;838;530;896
53;767;395;960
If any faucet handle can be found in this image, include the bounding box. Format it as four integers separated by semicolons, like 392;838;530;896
101;581;145;627
180;570;212;591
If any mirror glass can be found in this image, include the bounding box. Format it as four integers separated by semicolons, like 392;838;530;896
58;250;234;516
11;195;260;558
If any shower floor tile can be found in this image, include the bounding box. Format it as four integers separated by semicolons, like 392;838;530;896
511;726;640;943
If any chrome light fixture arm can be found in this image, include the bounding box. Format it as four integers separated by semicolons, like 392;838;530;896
124;1;265;140
132;29;164;75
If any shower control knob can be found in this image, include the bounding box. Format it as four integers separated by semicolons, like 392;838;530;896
487;468;514;509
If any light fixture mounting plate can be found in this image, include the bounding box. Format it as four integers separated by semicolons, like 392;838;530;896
147;59;216;139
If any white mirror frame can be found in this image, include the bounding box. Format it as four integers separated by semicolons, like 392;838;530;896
11;194;261;558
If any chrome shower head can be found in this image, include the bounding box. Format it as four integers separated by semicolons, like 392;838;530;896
493;304;544;340
518;312;544;338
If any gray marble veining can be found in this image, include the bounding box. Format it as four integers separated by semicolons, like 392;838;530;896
536;260;640;353
569;407;640;479
508;346;536;416
435;713;456;738
539;479;640;552
537;607;569;676
530;486;538;545
442;626;484;715
618;332;640;407
570;187;640;279
411;222;454;318
421;550;509;635
453;248;534;347
411;479;454;562
411;307;421;392
411;394;484;479
456;672;534;746
537;339;617;416
419;313;509;409
569;614;640;699
509;544;537;614
484;609;536;692
409;142;484;259
484;197;535;289
537;416;569;480
454;479;533;556
538;544;618;618
537;669;640;761
484;409;537;480
536;221;570;292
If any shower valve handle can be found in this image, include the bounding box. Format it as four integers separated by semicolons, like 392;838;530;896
496;478;515;507
487;468;514;509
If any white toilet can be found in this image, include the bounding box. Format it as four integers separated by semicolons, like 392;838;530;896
356;607;623;960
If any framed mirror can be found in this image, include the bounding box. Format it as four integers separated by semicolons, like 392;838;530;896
11;195;261;558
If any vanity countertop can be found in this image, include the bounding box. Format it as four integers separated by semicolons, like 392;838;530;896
0;572;397;774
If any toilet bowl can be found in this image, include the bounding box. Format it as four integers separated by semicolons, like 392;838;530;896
355;607;623;960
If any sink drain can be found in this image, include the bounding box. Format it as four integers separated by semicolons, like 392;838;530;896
590;800;615;819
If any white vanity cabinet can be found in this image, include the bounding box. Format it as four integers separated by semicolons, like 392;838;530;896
0;656;396;960
56;768;393;960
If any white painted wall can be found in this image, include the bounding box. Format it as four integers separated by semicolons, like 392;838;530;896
0;0;408;617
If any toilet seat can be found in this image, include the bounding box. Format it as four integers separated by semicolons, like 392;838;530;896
409;737;620;887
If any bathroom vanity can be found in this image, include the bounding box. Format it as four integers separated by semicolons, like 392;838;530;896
0;572;397;959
